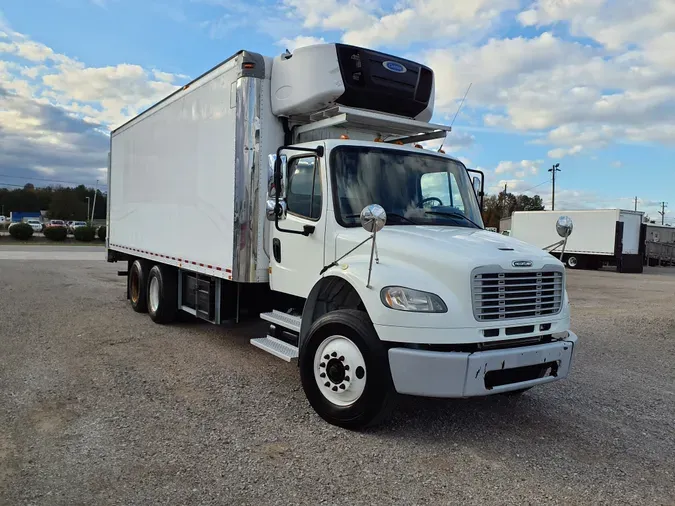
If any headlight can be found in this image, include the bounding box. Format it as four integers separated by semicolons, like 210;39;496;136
380;286;447;313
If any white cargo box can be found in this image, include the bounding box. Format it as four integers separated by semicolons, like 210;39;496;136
510;209;643;256
108;50;283;283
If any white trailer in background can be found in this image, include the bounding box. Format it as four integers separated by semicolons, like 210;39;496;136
106;43;579;429
510;209;645;272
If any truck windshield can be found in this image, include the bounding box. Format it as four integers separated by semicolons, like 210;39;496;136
330;145;484;229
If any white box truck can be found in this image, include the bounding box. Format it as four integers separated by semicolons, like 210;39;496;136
510;209;645;272
107;43;578;429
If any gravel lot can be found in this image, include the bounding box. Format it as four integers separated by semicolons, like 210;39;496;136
1;257;674;505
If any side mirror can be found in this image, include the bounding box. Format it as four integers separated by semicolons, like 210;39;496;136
266;199;287;221
472;176;481;197
556;215;573;238
360;204;387;233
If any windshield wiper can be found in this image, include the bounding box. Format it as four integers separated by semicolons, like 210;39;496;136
346;212;418;225
424;210;483;229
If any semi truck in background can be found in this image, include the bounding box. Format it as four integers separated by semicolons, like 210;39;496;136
106;43;579;429
510;209;645;272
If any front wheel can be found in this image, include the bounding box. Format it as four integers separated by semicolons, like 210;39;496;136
299;309;395;430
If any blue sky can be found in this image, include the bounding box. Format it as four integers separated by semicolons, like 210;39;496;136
1;0;674;223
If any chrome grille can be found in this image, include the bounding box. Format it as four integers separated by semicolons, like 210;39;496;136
472;269;564;321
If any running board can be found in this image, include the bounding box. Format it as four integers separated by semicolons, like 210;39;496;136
250;336;299;362
260;310;301;333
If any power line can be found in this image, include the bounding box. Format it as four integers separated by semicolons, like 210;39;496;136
520;180;550;193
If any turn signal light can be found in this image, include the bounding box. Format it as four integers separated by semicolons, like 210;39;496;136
414;144;423;149
243;62;255;69
374;136;383;142
394;140;404;145
340;134;350;139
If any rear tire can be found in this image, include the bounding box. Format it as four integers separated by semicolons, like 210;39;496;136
147;264;178;324
128;259;149;313
566;255;581;269
299;309;395;430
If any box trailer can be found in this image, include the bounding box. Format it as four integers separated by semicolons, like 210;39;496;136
107;43;579;429
510;209;644;272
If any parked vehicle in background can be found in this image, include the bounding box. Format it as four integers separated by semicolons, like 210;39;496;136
25;220;43;232
46;220;67;228
510;209;644;272
106;43;580;429
69;221;88;233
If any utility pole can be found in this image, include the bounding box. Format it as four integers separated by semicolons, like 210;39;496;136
86;197;90;222
548;163;561;211
634;196;638;211
659;202;667;225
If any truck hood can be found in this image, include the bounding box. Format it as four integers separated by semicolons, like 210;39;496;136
335;225;562;273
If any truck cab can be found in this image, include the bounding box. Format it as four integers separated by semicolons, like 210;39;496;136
260;135;577;428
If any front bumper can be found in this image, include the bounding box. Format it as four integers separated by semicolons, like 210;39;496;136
388;331;578;397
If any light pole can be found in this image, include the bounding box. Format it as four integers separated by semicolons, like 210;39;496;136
548;163;561;211
91;181;98;225
86;197;90;222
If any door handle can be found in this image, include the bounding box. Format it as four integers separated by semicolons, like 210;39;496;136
273;238;281;263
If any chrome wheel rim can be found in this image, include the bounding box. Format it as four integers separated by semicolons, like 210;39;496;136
314;335;367;406
149;276;160;313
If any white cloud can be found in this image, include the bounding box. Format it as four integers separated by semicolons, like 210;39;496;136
0;23;186;184
518;0;675;51
277;35;326;52
611;160;623;168
548;145;583;159
282;0;518;48
495;159;542;175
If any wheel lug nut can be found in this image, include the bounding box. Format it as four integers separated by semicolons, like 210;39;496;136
339;356;345;361
324;354;329;360
345;376;350;382
339;384;346;390
344;365;350;371
320;362;325;368
331;351;337;357
324;382;330;387
320;373;326;378
332;386;338;391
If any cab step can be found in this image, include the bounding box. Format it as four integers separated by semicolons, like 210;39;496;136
250;336;299;362
260;310;301;333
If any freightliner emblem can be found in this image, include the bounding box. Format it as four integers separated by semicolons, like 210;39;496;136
512;260;533;268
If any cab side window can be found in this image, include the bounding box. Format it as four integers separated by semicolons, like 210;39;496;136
286;157;322;220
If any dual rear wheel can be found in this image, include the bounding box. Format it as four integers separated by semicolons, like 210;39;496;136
128;259;178;324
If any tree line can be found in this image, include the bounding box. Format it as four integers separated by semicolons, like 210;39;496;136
1;183;542;227
481;192;545;229
0;184;107;221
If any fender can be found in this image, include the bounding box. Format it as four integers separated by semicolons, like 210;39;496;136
299;256;464;350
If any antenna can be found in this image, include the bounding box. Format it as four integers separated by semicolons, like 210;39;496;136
438;82;472;153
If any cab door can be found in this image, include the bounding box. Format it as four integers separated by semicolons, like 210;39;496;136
269;151;326;298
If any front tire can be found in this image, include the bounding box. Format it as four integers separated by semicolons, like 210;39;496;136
567;255;581;269
146;264;178;324
299;309;395;430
